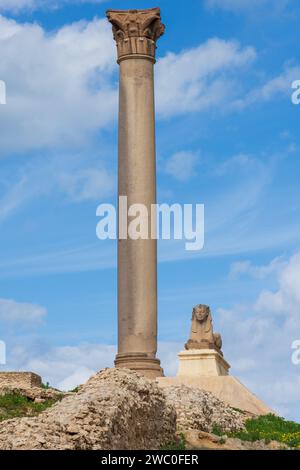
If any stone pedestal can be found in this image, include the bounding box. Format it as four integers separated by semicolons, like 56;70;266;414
178;349;230;377
107;9;165;378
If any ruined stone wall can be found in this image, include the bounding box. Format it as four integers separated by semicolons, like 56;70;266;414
0;369;177;450
0;372;42;389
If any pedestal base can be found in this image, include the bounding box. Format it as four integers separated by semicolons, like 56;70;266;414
178;349;230;377
115;353;164;379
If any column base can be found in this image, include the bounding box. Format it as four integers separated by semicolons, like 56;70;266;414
115;353;164;379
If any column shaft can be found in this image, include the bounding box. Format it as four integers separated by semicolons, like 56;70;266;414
115;58;163;377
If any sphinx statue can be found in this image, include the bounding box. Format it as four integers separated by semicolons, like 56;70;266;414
185;304;223;355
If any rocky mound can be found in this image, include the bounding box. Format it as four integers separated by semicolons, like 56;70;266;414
184;430;290;450
162;385;245;433
0;369;176;450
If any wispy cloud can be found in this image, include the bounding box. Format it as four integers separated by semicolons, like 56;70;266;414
164;151;199;182
1;149;298;278
232;64;300;109
0;242;116;278
0;297;47;324
0;152;115;222
230;256;287;280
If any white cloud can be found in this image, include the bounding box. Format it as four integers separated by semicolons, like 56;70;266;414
1;14;290;156
6;342;116;390
2;340;181;390
0;16;258;157
0;15;117;155
218;250;300;420
156;38;256;118
158;342;182;376
255;251;300;317
0;0;106;13
57;366;96;391
165;151;198;182
0;13;296;158
0;298;47;324
0;17;256;153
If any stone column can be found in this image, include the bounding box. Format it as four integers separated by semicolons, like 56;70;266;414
107;8;165;378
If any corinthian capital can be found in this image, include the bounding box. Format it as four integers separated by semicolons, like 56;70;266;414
106;8;165;63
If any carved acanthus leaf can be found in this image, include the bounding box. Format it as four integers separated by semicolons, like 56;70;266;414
107;8;165;62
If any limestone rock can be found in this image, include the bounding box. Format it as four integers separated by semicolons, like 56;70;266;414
0;368;176;450
184;429;290;450
0;372;42;389
162;385;246;433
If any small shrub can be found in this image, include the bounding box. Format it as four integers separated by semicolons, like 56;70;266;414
162;433;186;450
211;423;223;436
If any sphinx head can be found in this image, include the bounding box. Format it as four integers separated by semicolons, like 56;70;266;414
193;304;210;322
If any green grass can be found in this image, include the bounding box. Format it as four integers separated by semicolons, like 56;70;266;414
212;423;224;436
0;392;63;422
229;414;300;449
162;433;186;450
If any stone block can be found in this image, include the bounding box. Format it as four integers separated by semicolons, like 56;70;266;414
0;372;42;389
177;349;230;377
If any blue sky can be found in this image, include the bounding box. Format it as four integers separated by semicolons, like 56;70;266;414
0;0;300;420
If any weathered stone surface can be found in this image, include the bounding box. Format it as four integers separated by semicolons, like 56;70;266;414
106;8;165;62
0;372;42;389
157;376;274;416
0;369;176;450
184;429;290;450
177;349;230;377
162;385;246;434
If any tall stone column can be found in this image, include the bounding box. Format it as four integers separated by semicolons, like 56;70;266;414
107;8;165;378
